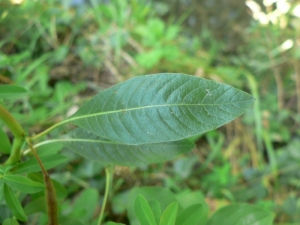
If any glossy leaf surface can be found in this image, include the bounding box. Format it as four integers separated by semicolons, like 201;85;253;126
70;73;254;144
65;128;194;166
206;203;275;225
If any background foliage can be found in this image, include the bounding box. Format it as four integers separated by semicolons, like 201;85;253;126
1;0;300;224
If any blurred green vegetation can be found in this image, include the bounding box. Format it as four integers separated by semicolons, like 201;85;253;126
1;0;300;224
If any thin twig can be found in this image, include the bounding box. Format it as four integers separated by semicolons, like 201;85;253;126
97;167;111;225
26;137;58;225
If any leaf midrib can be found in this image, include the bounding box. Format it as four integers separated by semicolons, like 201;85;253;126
70;100;253;123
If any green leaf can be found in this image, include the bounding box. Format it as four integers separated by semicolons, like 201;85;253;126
176;191;208;224
64;128;194;166
128;187;178;225
52;178;68;199
175;204;204;225
25;172;67;199
24;196;46;215
70;73;254;144
206;203;275;225
0;127;11;154
3;174;44;194
35;142;64;157
134;194;157;225
3;184;27;222
71;188;99;221
0;85;27;99
3;218;20;225
160;202;178;225
149;200;161;225
11;154;68;174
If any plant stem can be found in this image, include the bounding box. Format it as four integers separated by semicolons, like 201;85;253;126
0;90;58;224
0;104;25;138
97;167;111;225
31;120;69;141
0;104;25;166
3;137;24;166
26;137;58;225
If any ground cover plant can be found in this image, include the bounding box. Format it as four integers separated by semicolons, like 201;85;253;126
1;0;300;224
0;73;276;225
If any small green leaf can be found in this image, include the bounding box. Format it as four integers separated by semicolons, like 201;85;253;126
24;196;46;215
160;202;178;225
70;73;254;145
0;127;11;154
71;188;99;221
206;203;275;225
128;187;178;225
52;179;68;199
134;194;157;225
175;204;203;225
149;200;161;225
3;174;44;194
0;85;27;99
26;173;67;198
27;172;44;183
65;128;194;166
176;191;208;224
3;218;20;225
3;184;27;222
12;154;68;174
36;142;64;157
